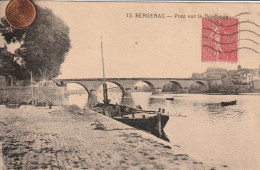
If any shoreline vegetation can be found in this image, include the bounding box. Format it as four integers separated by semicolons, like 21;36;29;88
0;105;219;169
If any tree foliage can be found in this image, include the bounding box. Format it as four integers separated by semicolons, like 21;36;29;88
0;5;71;81
0;46;29;87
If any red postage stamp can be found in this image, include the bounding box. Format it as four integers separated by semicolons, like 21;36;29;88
202;18;238;63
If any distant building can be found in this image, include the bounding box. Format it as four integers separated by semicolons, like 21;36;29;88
191;65;260;92
205;68;227;79
229;65;259;85
192;68;227;80
192;65;260;84
191;72;206;79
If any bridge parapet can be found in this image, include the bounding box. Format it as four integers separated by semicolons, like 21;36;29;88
55;78;211;95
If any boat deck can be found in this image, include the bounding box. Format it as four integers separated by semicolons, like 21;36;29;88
115;112;165;119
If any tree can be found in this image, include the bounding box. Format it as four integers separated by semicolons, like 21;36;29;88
0;5;71;81
0;45;30;86
0;46;15;81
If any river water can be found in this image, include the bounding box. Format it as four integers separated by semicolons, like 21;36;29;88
68;92;260;169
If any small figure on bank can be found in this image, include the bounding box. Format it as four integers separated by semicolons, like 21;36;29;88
48;102;53;109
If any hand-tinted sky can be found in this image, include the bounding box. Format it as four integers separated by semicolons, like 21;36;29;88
1;2;259;78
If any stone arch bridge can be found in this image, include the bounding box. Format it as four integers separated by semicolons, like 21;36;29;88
55;78;210;106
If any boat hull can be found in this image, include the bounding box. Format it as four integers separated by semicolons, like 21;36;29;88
221;100;237;106
113;115;169;137
92;103;170;139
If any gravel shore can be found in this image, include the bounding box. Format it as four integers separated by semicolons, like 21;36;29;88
0;105;213;169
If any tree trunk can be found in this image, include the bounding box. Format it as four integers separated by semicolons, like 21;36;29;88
10;75;14;87
39;68;43;79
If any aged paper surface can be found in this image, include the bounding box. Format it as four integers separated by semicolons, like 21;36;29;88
0;1;260;170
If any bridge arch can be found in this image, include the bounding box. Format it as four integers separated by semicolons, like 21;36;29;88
189;81;208;93
134;81;156;94
65;82;90;107
65;82;90;95
107;81;126;95
162;81;184;93
96;81;127;104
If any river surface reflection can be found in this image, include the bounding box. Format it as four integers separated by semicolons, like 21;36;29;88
68;92;260;169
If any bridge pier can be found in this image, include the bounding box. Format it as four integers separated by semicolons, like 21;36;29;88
151;87;163;95
121;88;134;106
183;88;190;93
88;90;97;106
155;87;162;94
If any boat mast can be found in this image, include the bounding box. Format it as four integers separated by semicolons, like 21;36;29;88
100;36;110;105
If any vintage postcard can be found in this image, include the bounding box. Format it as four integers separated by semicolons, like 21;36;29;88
0;1;260;170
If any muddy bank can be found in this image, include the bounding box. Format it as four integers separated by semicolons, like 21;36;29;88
0;105;214;169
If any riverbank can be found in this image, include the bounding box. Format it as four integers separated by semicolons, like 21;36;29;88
0;105;215;169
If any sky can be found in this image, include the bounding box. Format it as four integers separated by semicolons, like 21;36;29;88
0;2;260;78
